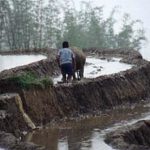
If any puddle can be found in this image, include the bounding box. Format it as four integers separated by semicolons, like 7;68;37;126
24;101;150;150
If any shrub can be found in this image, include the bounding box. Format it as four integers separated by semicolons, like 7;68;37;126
8;72;53;89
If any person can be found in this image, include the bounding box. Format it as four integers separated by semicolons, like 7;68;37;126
57;41;75;83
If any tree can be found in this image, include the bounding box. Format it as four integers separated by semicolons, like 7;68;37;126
0;0;35;50
61;0;78;47
131;23;146;50
0;0;14;50
42;0;61;48
73;1;91;48
105;8;118;48
0;0;146;51
116;13;146;50
0;0;10;50
87;6;106;48
32;0;44;48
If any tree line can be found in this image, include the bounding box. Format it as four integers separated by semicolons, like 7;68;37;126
0;0;146;51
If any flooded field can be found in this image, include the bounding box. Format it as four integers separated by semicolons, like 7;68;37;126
24;101;150;150
0;54;133;84
53;56;133;84
0;54;47;72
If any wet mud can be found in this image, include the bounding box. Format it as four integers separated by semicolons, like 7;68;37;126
0;48;149;149
105;120;150;150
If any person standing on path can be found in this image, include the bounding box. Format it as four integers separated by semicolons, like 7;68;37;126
57;41;75;83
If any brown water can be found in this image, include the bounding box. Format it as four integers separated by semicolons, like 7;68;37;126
24;101;150;150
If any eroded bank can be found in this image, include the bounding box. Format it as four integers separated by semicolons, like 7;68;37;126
0;48;149;127
1;48;150;149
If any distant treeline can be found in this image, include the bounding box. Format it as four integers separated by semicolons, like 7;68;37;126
0;0;146;51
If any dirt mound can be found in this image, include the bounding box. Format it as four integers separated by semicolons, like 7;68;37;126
105;120;150;150
0;131;45;150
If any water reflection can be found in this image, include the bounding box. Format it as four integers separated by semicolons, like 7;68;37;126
24;101;150;150
0;55;47;72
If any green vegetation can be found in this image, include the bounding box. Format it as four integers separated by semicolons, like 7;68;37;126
0;0;146;51
8;72;53;89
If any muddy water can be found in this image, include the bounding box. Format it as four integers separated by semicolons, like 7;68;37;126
0;54;47;72
24;101;150;150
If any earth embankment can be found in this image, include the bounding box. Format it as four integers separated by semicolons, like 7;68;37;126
0;48;149;149
105;120;150;150
0;48;149;126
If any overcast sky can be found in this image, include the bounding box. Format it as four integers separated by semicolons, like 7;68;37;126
75;0;150;28
45;0;150;32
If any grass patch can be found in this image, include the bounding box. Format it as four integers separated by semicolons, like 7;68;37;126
8;71;53;89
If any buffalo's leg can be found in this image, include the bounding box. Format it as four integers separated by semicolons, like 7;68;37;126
77;70;80;80
73;72;76;80
79;67;84;79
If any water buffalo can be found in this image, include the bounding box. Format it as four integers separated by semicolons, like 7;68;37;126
71;47;86;80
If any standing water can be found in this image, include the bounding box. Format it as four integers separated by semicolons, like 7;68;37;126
84;57;132;77
0;55;47;72
24;101;150;150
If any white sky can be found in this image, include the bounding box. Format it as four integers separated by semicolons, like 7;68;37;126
44;0;150;24
74;0;150;31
